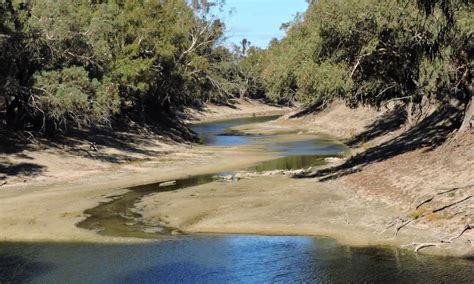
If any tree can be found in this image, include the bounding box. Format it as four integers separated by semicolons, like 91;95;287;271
251;0;473;130
1;0;252;136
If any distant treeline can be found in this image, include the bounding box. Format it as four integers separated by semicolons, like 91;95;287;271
0;0;261;135
243;0;473;127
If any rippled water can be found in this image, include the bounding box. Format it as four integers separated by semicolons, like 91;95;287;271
1;236;473;283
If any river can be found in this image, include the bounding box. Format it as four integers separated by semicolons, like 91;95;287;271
1;116;473;283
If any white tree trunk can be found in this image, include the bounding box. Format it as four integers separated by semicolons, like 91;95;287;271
460;95;474;132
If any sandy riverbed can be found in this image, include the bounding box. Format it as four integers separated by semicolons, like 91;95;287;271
0;100;472;258
135;114;474;258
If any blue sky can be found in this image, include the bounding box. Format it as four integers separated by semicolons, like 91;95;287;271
219;0;309;48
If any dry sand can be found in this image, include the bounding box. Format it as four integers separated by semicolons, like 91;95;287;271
137;176;473;257
0;99;285;242
0;145;279;243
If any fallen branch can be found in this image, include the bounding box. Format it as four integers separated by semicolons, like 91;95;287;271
416;196;434;209
405;224;473;253
437;184;474;195
395;218;417;237
441;224;473;243
385;217;403;230
432;196;472;213
414;243;439;252
415;184;474;210
89;142;99;152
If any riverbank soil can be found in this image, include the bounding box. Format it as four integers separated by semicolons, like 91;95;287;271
0;99;288;188
307;101;474;256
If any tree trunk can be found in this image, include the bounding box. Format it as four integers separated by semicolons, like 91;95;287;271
5;96;20;129
459;95;473;132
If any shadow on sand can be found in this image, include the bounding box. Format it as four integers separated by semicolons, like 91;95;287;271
297;105;462;181
0;114;198;179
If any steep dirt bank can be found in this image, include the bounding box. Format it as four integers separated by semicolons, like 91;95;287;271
299;101;474;255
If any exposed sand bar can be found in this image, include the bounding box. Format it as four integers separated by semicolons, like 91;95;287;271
0;145;277;243
136;167;473;258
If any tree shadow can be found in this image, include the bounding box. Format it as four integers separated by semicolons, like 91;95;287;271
289;101;326;119
40;119;194;164
0;251;51;283
346;106;406;147
0;161;44;178
212;99;241;109
298;105;462;181
0;128;33;155
1;112;196;167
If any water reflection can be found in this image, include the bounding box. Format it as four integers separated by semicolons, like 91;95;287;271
268;139;346;156
1;236;473;283
190;115;279;146
0;252;50;283
249;155;327;171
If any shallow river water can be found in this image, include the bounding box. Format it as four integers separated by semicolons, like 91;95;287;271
1;116;473;283
2;236;473;283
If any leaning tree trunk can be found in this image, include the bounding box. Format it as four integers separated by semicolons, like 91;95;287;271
459;95;473;132
458;66;474;132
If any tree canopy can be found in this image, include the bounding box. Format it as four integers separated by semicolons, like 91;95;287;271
244;0;473;117
0;0;258;135
1;0;473;137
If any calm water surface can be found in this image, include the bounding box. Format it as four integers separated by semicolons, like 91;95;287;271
1;116;473;283
1;236;473;283
190;115;280;146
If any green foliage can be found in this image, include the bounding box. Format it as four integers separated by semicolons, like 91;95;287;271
250;0;473;111
2;0;472;136
33;67;119;127
0;0;250;134
295;61;352;105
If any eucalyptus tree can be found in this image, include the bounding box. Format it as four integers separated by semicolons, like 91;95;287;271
1;0;249;135
253;0;473;130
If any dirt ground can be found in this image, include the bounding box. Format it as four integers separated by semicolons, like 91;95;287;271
0;99;288;188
